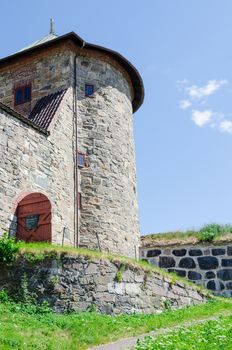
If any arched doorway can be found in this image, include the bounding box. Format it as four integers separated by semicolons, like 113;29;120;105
16;193;51;242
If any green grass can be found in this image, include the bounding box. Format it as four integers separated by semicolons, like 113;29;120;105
0;299;231;349
135;313;232;350
14;242;211;297
144;223;232;243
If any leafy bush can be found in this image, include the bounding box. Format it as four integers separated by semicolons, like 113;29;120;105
114;263;127;282
0;233;19;264
198;224;232;242
0;290;9;302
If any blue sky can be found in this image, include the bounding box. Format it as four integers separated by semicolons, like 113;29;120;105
1;1;232;235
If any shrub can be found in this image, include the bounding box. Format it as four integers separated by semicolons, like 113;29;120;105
198;224;232;242
0;290;9;302
0;233;19;264
114;263;127;283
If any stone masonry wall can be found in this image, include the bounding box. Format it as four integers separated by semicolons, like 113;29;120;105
0;254;206;314
74;54;140;258
0;43;140;257
0;90;75;245
141;243;232;297
0;45;72;116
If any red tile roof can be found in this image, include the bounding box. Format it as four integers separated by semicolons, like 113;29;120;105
29;89;66;129
0;102;49;135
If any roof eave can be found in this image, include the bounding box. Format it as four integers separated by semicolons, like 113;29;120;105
0;32;144;112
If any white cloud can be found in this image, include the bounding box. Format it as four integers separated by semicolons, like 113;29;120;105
220;120;232;133
179;99;192;110
191;110;213;127
187;80;228;99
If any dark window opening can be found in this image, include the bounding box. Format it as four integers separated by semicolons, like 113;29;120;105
14;84;32;105
85;84;94;97
78;153;86;168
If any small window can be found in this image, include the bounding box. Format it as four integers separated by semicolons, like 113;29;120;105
14;84;31;105
85;84;94;97
78;193;82;209
78;153;86;168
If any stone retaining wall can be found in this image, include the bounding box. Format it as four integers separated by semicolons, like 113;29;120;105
0;254;206;314
141;243;232;296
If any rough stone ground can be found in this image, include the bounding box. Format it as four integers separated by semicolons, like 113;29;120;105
89;311;232;350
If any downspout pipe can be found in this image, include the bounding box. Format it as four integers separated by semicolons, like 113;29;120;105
73;42;86;248
73;54;79;248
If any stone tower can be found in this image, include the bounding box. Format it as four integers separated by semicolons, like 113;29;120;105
0;24;144;257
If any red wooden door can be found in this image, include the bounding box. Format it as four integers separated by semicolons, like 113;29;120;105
17;193;51;242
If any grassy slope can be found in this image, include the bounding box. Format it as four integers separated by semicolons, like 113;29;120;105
142;224;232;245
0;299;231;349
15;242;211;297
135;314;232;350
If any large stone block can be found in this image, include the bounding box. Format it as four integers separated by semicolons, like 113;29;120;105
159;256;175;268
189;249;203;256
188;271;202;280
172;249;186;257
197;257;218;270
147;249;161;257
212;248;225;256
179;257;196;269
205;271;215;279
221;259;232;267
217;269;232;281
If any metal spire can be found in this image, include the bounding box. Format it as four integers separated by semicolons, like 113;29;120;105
50;18;55;35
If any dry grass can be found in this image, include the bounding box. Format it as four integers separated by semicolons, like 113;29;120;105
16;242;211;298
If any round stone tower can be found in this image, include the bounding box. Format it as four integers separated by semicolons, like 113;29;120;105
73;39;144;258
0;25;144;258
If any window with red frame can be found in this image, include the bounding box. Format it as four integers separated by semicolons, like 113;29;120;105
14;84;31;105
78;153;86;168
78;193;82;209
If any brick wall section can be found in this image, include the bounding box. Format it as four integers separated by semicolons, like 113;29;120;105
0;89;75;244
0;254;206;314
141;243;232;296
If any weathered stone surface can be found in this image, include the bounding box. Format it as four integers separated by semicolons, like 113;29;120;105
140;243;232;297
172;249;186;257
212;248;226;256
159;257;175;268
147;249;161;257
188;271;202;280
0;255;206;314
0;46;140;258
207;280;216;290
226;282;232;290
222;259;232;267
217;269;232;281
179;258;196;269
189;249;203;256
205;271;215;279
227;247;232;256
198;257;218;270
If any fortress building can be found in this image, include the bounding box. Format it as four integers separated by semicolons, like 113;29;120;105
0;21;144;257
